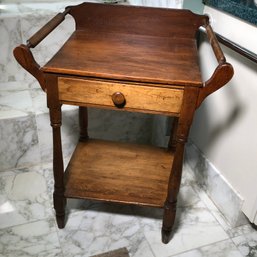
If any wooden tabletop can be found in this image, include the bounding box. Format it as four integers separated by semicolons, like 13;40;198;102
43;30;202;87
42;3;206;87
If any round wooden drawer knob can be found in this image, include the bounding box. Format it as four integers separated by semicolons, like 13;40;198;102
112;92;126;108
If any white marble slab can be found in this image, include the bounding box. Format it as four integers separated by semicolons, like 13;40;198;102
29;88;48;115
0;84;33;119
0;160;251;257
227;223;257;239
0;219;62;257
172;239;243;257
232;231;257;257
57;203;146;257
143;202;229;257
185;140;246;227
0;168;53;229
0;114;40;171
0;158;252;257
0;15;24;84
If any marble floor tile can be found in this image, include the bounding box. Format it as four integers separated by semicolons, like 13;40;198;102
143;203;229;257
1;159;256;257
132;240;155;257
0;168;53;229
0;147;254;257
232;231;257;257
0;219;62;257
36;162;155;257
227;223;256;238
130;184;204;234
57;202;146;257
172;239;243;257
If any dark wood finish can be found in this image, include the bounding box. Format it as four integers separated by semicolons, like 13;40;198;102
43;31;203;87
13;2;234;244
204;24;225;64
200;27;257;64
13;7;70;91
68;2;207;37
111;92;126;108
13;44;46;91
45;74;66;228
168;117;179;150
79;107;89;142
162;86;199;243
197;63;233;107
64;139;173;207
196;24;234;107
27;8;70;48
58;77;184;115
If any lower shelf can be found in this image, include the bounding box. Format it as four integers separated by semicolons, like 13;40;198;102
64;139;174;207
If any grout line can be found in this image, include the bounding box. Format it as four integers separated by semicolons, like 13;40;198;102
0;216;54;231
141;226;159;257
166;238;239;257
53;217;65;257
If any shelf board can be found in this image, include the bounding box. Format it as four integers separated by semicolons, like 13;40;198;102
64;139;174;207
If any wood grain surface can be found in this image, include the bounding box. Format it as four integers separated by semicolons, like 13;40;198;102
64;139;174;207
43;31;203;87
58;77;184;115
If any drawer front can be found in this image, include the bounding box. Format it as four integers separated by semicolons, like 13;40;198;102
58;77;184;115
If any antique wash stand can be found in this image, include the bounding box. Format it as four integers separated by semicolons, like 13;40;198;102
14;2;233;243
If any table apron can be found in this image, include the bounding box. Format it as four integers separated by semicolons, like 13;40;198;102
57;77;184;115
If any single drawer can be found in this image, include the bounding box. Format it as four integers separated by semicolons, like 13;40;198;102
58;77;184;115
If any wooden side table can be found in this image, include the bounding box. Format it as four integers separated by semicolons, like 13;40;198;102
14;2;233;244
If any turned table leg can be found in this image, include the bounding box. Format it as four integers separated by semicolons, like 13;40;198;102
79;106;89;142
162;138;186;243
168;117;179;150
162;87;199;244
49;105;66;228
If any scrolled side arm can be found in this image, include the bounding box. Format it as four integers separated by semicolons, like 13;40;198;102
27;7;71;48
197;24;234;107
204;24;226;64
13;44;46;91
13;7;71;91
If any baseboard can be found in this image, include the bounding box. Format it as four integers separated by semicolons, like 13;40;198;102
185;140;247;227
